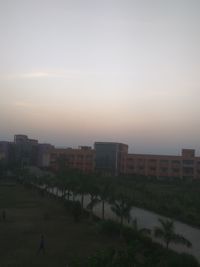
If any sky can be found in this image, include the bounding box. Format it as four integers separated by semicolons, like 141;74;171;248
0;0;200;155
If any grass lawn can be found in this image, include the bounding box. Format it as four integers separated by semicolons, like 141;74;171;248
115;177;200;227
0;184;117;267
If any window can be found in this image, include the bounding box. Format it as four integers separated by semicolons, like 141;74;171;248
128;165;134;170
172;168;179;173
149;167;156;171
172;160;180;164
149;159;156;163
183;160;194;165
183;167;194;174
160;160;168;164
161;167;168;172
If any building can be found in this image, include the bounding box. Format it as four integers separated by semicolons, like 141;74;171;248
94;142;128;176
12;135;53;168
13;134;39;167
14;134;29;144
1;135;200;180
0;141;10;162
126;149;200;180
50;146;95;173
37;143;54;168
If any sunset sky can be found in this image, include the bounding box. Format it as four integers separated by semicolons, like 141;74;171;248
0;0;200;155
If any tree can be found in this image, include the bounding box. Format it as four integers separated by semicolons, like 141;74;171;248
98;176;113;220
39;173;55;197
76;173;89;210
154;218;192;249
71;201;82;222
110;193;133;228
86;175;100;220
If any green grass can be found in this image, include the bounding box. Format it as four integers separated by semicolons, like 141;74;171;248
114;177;200;227
0;184;117;267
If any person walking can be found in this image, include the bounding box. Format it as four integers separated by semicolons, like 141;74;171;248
2;210;6;222
37;234;45;254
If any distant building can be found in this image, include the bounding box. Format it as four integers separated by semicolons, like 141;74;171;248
14;134;29;144
0;141;10;162
1;135;200;180
126;149;200;180
37;143;54;168
50;146;95;173
13;134;38;167
94;142;128;176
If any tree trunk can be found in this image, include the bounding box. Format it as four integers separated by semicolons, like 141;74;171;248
89;195;94;221
120;216;123;226
62;189;66;199
81;194;84;209
102;200;105;220
67;190;70;200
119;216;124;238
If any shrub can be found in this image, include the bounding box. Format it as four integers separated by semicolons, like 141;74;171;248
97;219;120;237
72;201;82;222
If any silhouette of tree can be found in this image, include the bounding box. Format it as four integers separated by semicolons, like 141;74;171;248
86;175;100;220
154;218;192;249
98;177;113;220
110;193;133;234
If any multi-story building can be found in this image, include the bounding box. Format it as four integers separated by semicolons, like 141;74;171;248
14;134;39;167
50;146;95;173
0;141;10;162
94;142;128;176
37;143;54;168
126;149;200;180
1;135;200;180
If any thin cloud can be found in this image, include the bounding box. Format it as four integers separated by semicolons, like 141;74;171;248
19;72;50;78
14;101;35;108
0;70;92;80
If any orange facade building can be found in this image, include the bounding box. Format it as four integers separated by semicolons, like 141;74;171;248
50;146;95;173
125;149;200;180
49;143;200;179
7;133;191;179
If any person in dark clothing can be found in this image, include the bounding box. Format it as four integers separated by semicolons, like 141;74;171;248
2;210;6;222
37;234;45;254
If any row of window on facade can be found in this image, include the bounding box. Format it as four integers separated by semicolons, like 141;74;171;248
50;154;93;161
126;158;199;165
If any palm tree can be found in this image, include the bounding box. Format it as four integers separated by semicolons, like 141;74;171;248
41;173;55;195
154;218;192;249
76;173;89;210
111;193;133;227
86;176;100;220
110;193;133;239
98;177;113;220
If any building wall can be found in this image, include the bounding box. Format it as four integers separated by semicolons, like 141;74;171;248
13;135;39;167
50;146;95;173
94;142;128;176
126;149;200;180
0;151;5;160
37;144;54;167
0;141;11;162
50;144;200;179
